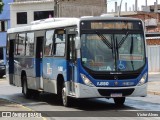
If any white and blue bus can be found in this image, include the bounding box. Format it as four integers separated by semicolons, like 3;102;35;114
7;16;148;106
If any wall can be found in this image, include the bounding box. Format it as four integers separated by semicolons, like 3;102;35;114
147;45;160;72
10;1;55;27
0;0;14;62
59;0;106;6
10;0;107;27
59;0;106;17
123;12;160;33
0;0;13;47
59;3;106;17
147;39;160;45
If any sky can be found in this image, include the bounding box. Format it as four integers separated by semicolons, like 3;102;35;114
107;0;160;12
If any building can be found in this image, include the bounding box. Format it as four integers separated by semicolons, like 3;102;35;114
55;0;106;17
0;0;14;63
10;0;107;27
10;0;55;28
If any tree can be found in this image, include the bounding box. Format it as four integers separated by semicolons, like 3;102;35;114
0;0;4;14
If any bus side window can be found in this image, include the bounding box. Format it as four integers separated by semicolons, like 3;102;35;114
26;32;34;56
53;29;66;56
44;30;54;56
15;33;26;56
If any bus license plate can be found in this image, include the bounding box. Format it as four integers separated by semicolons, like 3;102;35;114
111;93;122;97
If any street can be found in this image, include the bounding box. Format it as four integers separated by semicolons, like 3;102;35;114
1;0;160;120
0;75;160;120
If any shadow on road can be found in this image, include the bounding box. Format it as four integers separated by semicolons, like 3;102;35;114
21;93;137;111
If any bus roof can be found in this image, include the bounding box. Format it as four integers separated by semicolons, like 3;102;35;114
80;16;142;21
7;18;80;34
7;16;142;34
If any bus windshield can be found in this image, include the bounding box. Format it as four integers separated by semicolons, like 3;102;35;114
81;33;145;72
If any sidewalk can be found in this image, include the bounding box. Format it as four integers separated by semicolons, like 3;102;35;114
147;81;160;95
148;73;160;95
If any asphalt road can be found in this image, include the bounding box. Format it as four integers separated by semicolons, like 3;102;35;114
0;77;160;120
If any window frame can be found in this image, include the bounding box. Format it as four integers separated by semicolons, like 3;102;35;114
15;33;26;56
34;10;54;21
0;20;8;32
44;30;54;57
17;12;27;24
53;29;66;57
26;32;35;57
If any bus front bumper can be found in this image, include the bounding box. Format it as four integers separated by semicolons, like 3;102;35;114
74;83;147;98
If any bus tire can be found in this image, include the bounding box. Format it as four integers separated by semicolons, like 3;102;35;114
114;97;125;106
22;76;32;98
62;83;71;107
0;75;3;78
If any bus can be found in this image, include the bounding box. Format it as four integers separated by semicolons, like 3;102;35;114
7;16;148;107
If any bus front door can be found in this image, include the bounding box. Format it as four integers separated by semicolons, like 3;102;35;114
36;36;44;90
8;39;14;85
68;34;76;95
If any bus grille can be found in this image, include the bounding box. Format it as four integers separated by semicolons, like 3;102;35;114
98;88;135;96
91;73;139;80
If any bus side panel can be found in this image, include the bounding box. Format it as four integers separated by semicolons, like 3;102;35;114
43;58;68;94
14;57;36;89
14;57;22;87
24;57;37;90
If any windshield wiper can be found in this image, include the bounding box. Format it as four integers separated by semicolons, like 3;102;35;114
130;36;134;70
118;31;129;48
95;31;112;49
130;35;133;54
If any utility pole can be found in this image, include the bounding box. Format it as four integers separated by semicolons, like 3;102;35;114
106;0;107;13
54;0;60;17
118;0;123;17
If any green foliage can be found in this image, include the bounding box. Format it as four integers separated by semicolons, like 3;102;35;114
0;0;4;14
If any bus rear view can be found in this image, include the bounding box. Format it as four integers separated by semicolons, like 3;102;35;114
76;17;147;105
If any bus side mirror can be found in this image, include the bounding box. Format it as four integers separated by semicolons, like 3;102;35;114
75;36;81;50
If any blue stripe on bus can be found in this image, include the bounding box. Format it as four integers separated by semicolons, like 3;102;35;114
77;58;148;87
42;58;68;81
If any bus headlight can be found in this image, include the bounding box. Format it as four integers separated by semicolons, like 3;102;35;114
137;73;147;86
80;73;95;87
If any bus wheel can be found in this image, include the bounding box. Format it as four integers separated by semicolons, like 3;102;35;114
113;97;125;106
0;75;3;78
62;83;70;107
22;76;32;98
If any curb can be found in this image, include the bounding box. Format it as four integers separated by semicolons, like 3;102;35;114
147;91;160;96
